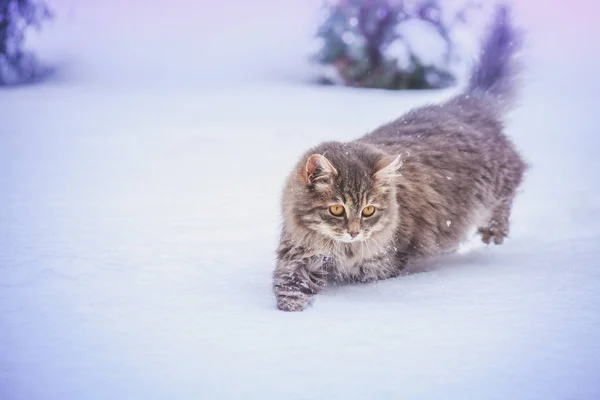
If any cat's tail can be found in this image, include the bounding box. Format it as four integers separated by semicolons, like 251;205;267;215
466;4;523;112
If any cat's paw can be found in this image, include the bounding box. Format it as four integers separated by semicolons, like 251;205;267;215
356;275;377;284
276;293;312;312
478;227;506;245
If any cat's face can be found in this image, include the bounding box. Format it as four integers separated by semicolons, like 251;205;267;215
318;192;388;243
293;152;401;244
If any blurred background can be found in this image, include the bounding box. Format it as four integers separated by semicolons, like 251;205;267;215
2;1;600;400
3;0;600;89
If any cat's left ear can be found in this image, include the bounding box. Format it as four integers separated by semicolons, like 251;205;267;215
374;155;402;182
305;154;337;185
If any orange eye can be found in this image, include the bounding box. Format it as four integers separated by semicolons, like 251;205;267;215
329;205;345;216
362;206;376;217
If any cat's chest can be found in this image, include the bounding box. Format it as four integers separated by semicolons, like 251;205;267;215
337;252;362;271
333;241;381;271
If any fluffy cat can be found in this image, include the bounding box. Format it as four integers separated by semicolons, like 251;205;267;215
273;6;527;312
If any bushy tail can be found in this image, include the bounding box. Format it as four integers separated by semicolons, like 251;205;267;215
467;5;523;111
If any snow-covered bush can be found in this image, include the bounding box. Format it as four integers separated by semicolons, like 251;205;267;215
313;0;481;90
0;0;52;86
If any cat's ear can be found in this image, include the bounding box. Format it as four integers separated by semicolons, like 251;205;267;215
305;154;337;185
374;155;402;182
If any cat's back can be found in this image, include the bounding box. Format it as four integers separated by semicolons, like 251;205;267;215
359;96;503;154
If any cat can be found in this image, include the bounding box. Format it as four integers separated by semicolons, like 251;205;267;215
273;5;527;312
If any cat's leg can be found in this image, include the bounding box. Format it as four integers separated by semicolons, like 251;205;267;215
478;196;514;245
273;244;329;311
355;253;408;283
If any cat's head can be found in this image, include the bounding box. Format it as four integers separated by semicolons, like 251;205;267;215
287;143;401;244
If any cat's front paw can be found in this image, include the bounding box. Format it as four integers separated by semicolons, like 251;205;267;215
276;293;313;312
478;227;506;245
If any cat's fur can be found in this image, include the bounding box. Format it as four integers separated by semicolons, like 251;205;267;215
273;6;527;312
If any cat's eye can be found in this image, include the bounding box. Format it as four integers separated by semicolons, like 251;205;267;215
329;205;345;216
362;206;376;217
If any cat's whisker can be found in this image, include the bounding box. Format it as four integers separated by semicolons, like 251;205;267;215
363;238;374;257
324;238;335;255
360;240;365;260
323;238;334;255
313;236;331;256
372;236;386;255
295;231;312;249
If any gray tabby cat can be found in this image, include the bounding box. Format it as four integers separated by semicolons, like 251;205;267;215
273;6;527;312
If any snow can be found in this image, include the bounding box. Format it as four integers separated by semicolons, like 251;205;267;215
2;0;600;399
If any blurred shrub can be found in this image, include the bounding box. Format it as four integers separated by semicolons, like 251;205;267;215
314;0;481;90
0;0;52;86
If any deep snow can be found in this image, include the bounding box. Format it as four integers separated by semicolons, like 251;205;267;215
1;0;600;399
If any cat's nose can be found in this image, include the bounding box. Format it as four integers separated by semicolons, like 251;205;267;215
349;230;359;238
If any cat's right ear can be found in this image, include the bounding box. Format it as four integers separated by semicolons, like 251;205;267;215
374;155;402;182
305;154;337;186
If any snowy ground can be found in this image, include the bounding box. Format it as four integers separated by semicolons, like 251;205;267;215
2;0;600;399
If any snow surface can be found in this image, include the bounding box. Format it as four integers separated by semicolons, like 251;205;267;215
2;0;600;399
